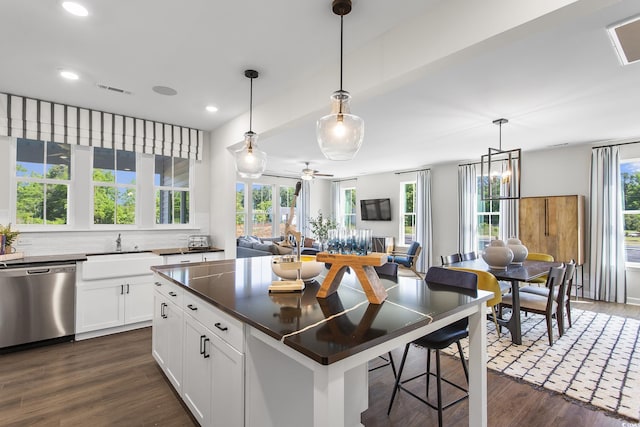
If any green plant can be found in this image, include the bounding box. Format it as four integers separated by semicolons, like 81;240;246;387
307;211;337;242
0;223;20;247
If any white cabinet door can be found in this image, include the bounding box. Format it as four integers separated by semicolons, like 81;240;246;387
183;314;213;426
153;291;183;392
212;334;244;427
76;281;124;333
123;279;154;324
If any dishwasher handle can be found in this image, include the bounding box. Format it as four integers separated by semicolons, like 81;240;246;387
27;268;52;275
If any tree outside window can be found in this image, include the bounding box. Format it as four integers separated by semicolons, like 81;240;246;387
343;187;357;229
621;160;640;262
400;181;416;245
252;183;272;238
154;155;190;224
236;182;246;237
477;175;500;251
15;138;70;225
93;147;136;225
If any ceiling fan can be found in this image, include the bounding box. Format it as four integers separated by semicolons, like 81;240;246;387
300;162;333;181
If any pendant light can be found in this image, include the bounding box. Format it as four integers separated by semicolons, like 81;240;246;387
316;0;364;161
235;69;267;178
480;118;521;200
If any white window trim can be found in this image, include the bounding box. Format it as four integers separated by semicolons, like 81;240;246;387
399;180;416;247
153;157;195;227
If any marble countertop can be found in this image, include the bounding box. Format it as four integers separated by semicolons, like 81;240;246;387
152;257;491;365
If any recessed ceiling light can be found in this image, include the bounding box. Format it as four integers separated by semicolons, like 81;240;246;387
205;105;219;113
60;70;79;80
152;86;178;96
62;2;89;17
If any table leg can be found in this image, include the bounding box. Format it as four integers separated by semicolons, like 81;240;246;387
497;279;522;345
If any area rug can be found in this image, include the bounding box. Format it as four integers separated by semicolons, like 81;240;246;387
444;309;640;421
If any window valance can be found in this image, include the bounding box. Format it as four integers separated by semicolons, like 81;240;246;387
0;92;203;160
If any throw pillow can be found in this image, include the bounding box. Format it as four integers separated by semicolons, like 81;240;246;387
237;236;255;248
304;237;315;248
274;244;293;255
252;242;279;255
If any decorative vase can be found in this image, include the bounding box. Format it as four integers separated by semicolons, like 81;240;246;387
482;239;514;270
507;237;528;265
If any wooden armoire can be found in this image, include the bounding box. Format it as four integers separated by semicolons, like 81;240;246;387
518;195;585;265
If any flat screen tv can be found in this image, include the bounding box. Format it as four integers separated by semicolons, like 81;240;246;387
360;198;392;221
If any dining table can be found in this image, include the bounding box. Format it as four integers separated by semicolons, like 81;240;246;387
448;258;560;345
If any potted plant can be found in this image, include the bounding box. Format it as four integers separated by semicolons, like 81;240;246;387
307;211;337;250
0;223;20;254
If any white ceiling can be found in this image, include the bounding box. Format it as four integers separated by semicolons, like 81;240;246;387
2;0;640;179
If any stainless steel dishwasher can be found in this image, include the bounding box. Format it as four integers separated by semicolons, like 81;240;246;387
0;262;76;350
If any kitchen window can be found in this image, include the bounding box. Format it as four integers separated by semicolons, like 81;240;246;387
92;147;136;225
279;185;297;236
154;155;190;225
15;138;71;225
252;183;273;238
400;181;416;245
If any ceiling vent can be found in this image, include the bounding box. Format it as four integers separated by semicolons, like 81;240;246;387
608;15;640;65
97;83;132;95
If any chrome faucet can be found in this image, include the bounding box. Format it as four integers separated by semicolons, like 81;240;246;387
116;234;122;252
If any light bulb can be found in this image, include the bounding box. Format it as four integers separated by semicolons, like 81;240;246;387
333;119;346;137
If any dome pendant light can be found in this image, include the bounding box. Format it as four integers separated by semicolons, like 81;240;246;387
316;0;364;161
235;69;267;178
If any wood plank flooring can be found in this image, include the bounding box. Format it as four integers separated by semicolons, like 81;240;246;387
1;300;637;426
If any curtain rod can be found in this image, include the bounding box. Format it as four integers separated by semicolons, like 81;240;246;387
260;173;300;180
394;167;431;175
592;140;640;149
458;161;482;167
331;177;358;183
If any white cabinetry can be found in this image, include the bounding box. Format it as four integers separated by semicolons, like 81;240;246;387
152;274;244;427
164;251;225;265
152;280;183;392
76;253;162;339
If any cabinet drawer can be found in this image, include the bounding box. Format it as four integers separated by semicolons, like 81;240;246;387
164;253;204;264
153;277;183;306
183;292;244;352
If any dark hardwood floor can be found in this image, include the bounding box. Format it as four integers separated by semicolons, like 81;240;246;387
0;300;637;426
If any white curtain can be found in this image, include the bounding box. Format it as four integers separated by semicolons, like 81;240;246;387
416;170;432;273
330;181;341;224
458;164;478;253
589;146;626;303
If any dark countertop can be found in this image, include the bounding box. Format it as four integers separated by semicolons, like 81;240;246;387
0;253;88;268
0;247;224;269
152;257;491;365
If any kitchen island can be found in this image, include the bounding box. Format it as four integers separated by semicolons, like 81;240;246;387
151;257;491;427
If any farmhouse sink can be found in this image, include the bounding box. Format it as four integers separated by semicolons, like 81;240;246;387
81;252;162;280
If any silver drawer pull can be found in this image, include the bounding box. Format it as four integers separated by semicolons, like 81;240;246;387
169;291;177;297
187;304;198;311
214;322;228;332
154;281;162;286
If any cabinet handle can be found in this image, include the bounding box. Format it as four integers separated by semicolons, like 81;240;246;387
214;322;228;332
126;284;130;294
544;198;549;236
187;304;198;311
154;281;162;286
180;260;191;263
161;302;167;319
203;337;211;358
200;335;206;355
120;284;124;295
169;291;177;297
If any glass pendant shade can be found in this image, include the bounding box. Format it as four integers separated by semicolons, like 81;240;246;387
235;131;267;179
316;90;364;161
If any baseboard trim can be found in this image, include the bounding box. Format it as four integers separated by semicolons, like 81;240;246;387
75;321;151;341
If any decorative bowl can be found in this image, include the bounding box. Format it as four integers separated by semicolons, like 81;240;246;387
482;239;514;270
507;237;528;265
271;255;323;281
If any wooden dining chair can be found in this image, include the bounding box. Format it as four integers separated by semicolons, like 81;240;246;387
520;260;576;331
387;267;478;427
440;253;462;266
524;252;554;286
388;241;423;278
461;251;478;261
500;264;566;345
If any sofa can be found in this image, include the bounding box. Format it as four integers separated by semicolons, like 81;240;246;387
236;235;320;258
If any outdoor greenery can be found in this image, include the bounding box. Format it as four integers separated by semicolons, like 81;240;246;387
16;164;68;225
622;171;640;235
93;170;136;224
